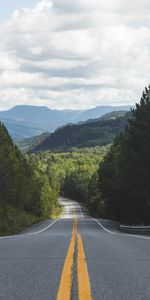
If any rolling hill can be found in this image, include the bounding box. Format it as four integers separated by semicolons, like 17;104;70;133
31;111;131;152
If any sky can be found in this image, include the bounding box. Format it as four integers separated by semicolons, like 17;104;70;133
0;0;150;110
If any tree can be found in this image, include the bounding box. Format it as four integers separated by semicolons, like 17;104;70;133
99;85;150;224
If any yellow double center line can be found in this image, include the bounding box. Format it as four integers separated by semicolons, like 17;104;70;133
56;213;92;300
77;233;92;300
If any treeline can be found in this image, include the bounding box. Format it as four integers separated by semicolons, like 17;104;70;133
35;146;109;207
0;124;60;235
97;86;150;224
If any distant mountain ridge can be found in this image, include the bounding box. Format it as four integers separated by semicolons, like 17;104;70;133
0;117;44;140
0;104;131;140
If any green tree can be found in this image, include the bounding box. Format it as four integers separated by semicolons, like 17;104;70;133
99;85;150;224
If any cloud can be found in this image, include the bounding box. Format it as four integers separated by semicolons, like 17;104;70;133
0;0;150;110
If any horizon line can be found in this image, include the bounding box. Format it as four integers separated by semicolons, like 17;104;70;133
0;103;133;112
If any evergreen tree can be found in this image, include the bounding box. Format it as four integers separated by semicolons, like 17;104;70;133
0;123;60;235
99;86;150;224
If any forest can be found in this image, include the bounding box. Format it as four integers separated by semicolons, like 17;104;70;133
32;146;109;212
0;124;60;235
0;85;150;236
98;86;150;224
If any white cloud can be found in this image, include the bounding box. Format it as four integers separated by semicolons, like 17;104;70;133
0;0;150;110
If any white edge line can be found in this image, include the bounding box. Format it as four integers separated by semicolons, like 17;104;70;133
92;218;117;234
80;206;84;218
92;218;150;240
0;219;59;240
28;219;59;235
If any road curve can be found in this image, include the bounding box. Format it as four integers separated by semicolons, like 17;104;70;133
0;197;150;299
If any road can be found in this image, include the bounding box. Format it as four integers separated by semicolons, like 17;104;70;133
0;197;150;300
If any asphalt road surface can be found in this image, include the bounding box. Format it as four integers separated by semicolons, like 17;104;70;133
0;197;150;300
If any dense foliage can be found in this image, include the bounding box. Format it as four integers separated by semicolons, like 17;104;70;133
32;112;129;152
34;147;109;208
98;86;150;224
0;123;59;235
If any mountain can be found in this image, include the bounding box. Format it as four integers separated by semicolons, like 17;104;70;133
80;110;129;124
76;106;131;122
0;118;45;140
31;111;131;152
0;105;131;140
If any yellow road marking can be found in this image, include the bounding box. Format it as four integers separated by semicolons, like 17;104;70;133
56;219;77;300
56;208;92;300
77;233;92;300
